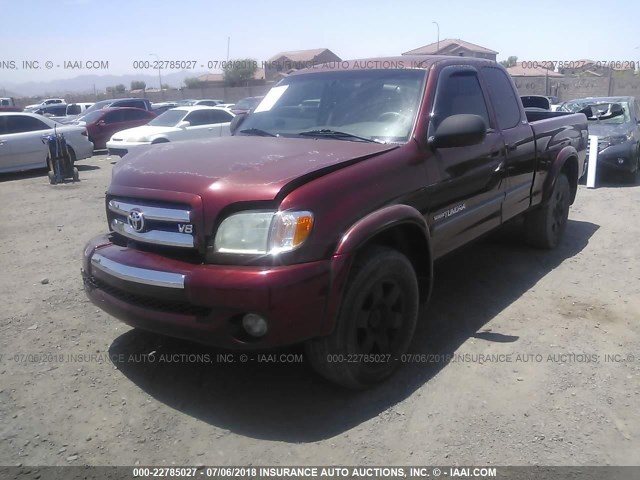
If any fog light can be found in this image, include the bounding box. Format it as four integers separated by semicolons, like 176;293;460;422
242;313;268;337
618;158;625;165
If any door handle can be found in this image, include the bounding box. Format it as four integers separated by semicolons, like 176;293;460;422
506;143;517;152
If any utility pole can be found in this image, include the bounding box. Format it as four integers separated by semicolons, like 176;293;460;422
149;53;164;100
432;22;440;54
227;37;230;61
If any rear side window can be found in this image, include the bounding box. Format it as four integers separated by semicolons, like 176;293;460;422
7;115;50;133
67;104;81;115
185;110;210;126
432;72;490;129
207;109;234;123
124;109;153;121
482;67;522;129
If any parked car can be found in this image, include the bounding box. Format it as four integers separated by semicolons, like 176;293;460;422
82;56;588;388
193;99;224;106
558;96;640;181
0;112;93;173
0;97;21;112
23;98;65;111
75;108;156;149
230;96;264;114
66;103;94;115
63;98;153;123
151;102;179;115
31;103;69;117
106;106;235;157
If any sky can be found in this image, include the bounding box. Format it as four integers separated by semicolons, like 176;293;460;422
1;0;639;86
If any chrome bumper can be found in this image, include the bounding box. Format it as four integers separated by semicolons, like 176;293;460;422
90;253;185;289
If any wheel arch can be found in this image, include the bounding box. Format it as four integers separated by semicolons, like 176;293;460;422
544;146;579;206
325;205;434;334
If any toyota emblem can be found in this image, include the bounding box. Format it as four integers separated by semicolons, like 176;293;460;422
127;210;145;232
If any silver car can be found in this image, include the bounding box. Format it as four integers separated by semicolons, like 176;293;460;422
0;112;94;173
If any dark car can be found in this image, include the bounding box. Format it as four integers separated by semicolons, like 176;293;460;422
559;96;640;181
32;103;69;117
82;56;587;388
63;98;153;123
77;107;156;149
230;96;264;115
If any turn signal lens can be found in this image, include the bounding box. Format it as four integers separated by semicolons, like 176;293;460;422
269;211;314;253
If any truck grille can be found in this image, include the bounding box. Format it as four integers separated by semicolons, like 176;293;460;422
108;198;195;249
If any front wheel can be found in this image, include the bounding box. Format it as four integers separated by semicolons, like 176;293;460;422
524;173;570;249
305;246;419;389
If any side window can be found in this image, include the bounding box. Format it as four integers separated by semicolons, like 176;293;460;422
482;67;521;130
634;101;640;123
125;109;151;121
103;111;122;124
0;116;7;134
207;110;233;123
67;104;81;115
433;72;491;130
7;115;50;133
185;111;208;126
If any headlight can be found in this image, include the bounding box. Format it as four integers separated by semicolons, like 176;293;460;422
601;134;631;149
211;210;314;255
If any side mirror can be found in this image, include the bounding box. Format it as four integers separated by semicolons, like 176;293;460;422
428;114;487;149
176;121;190;128
229;113;248;135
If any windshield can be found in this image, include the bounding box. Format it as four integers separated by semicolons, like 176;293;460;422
76;110;105;123
559;100;631;124
148;109;187;127
82;100;112;114
239;69;426;143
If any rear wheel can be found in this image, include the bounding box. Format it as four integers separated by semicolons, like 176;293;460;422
524;173;570;249
305;246;419;389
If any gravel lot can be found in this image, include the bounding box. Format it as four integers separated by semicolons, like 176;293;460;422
0;154;639;467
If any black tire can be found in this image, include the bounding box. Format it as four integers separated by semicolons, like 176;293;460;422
524;173;570;249
305;246;419;389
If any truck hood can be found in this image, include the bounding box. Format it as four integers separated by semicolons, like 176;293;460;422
587;122;633;138
111;136;397;202
111;125;177;141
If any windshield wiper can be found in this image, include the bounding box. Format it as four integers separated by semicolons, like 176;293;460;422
298;129;385;144
238;128;277;137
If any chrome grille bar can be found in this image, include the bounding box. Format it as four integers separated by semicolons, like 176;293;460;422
108;199;190;223
112;219;194;248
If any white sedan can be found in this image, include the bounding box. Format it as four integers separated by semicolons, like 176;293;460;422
105;106;235;157
0;112;94;174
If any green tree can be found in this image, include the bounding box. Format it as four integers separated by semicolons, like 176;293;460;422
499;56;518;68
130;80;146;91
223;58;258;86
184;77;202;89
115;84;126;93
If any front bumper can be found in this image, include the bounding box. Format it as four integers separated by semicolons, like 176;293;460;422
595;142;636;173
81;234;332;349
105;141;150;158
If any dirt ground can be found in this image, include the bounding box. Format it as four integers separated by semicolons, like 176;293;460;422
0;154;639;467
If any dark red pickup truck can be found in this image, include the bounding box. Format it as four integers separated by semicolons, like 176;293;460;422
82;56;588;388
